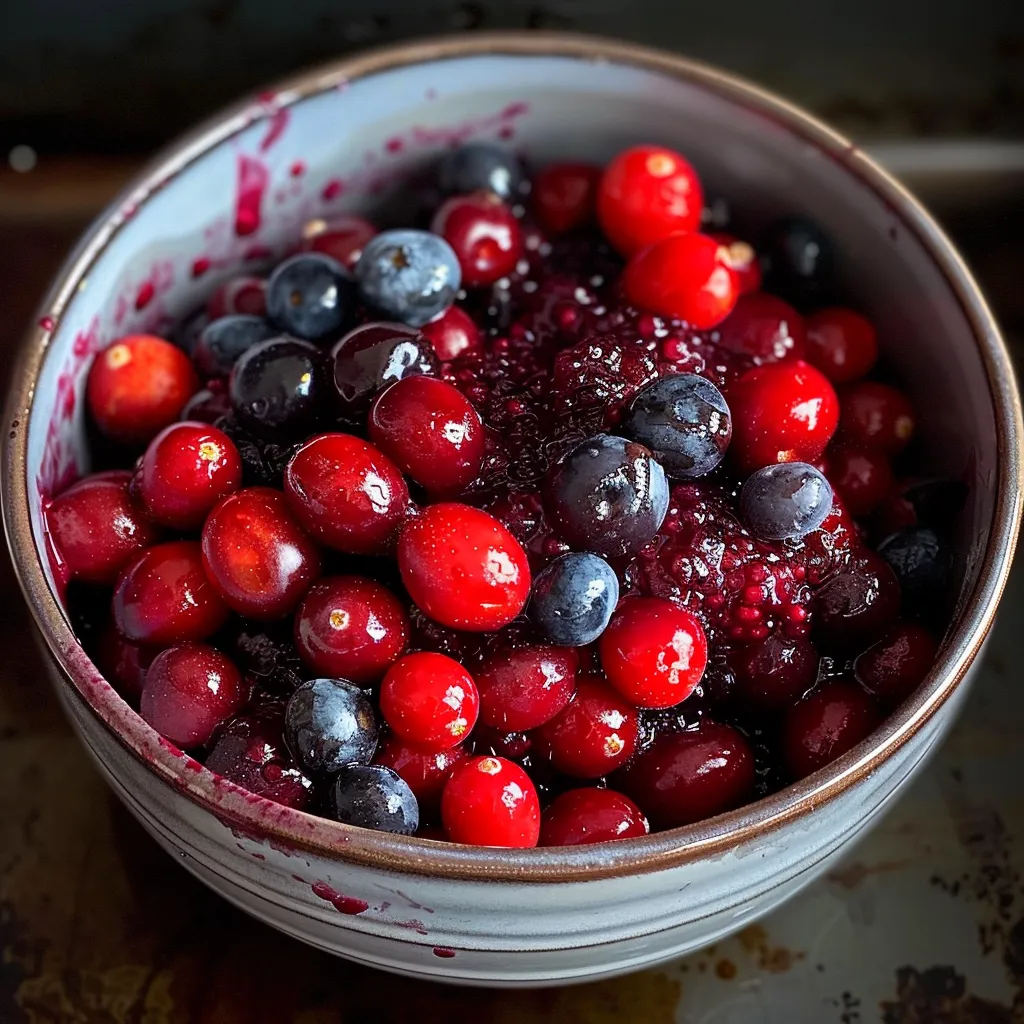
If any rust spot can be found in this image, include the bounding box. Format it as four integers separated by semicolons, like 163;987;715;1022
828;859;911;889
737;924;805;973
881;965;1014;1023
715;958;737;979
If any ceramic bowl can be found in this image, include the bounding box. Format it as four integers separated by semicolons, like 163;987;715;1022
3;33;1021;987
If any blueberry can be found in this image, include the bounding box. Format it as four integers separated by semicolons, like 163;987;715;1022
175;308;209;356
266;253;356;342
283;678;378;775
194;314;277;378
623;374;732;479
330;763;419;834
740;462;833;541
438;142;523;202
762;216;836;307
229;336;324;440
356;229;461;327
543;434;669;558
878;527;952;621
530;551;620;646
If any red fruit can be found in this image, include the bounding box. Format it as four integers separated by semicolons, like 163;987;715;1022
46;470;161;584
87;335;199;444
421;305;483;362
368;376;485;497
470;725;532;761
475;645;577;732
284;433;409;555
727;360;839;473
441;755;541;848
134;421;242;528
597;145;703;256
539;788;649;846
828;444;893;517
140;642;248;747
805;308;878;384
839;381;916;455
616;723;755;830
598;597;708;709
113;540;229;644
397;503;531;632
431;191;523;287
94;621;156;703
294;575;409;684
800;491;861;586
373;733;469;817
379;652;480;751
207;275;267;319
815;550;901;651
301;214;376;270
715;292;806;364
734;633;818;711
781;681;880;780
623;232;739;330
710;233;762;294
201;487;320;620
532;162;601;235
854;622;937;703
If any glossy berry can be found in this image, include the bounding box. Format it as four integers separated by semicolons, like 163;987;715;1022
815;550;902;651
540;788;649;846
373;733;469;818
739;461;833;541
207;275;267;319
727;360;839;474
710;233;762;294
475;645;577;732
330;764;419;835
529;551;619;646
201;487;321;619
369;375;485;497
134;421;242;528
194;314;277;378
854;621;938;703
716;292;806;364
437;142;523;202
87;335;199;444
828;445;893;517
532;162;601;234
46;470;160;584
266;253;355;342
398;503;531;631
283;677;379;774
301;214;376;270
356;229;461;327
284;433;409;554
597;144;703;256
623;232;739;329
805;307;877;383
140;643;247;748
441;755;540;848
734;633;818;711
94;621;156;703
877;527;951;620
421;305;483;362
839;381;915;455
430;192;523;287
294;576;409;684
762;216;836;306
113;540;229;644
623;374;732;479
544;434;669;558
598;597;708;709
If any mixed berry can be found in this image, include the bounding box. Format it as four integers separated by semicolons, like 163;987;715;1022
50;140;962;849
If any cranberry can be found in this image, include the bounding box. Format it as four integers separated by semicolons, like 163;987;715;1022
284;433;409;554
805;308;877;384
475;645;577;731
597;144;703;256
207;276;267;319
471;725;532;761
715;292;806;364
623;233;740;329
421;305;483;362
733;633;818;711
710;233;762;294
94;621;156;703
113;540;229;644
828;444;893;517
373;733;469;817
726;360;839;474
539;788;649;846
781;681;880;780
598;597;708;709
801;491;861;586
134;421;242;528
536;676;638;778
46;470;161;584
616;722;755;830
430;192;523;287
441;755;541;847
368;376;485;497
532;162;601;235
839;381;916;455
201;487;321;619
854;621;937;703
140;642;248;748
397;503;531;631
301;214;376;270
294;575;409;683
815;550;901;651
87;335;199;444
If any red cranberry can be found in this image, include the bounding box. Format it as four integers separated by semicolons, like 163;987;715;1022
854;622;937;703
368;376;485;497
734;633;818;712
301;214;376;270
94;621;156;703
540;788;649;846
616;723;755;830
430;191;523;287
421;305;483;362
46;470;161;584
710;233;762;294
532;162;601;235
828;444;893;517
623;232;740;329
801;491;861;586
475;645;577;732
87;335;199;444
140;642;248;747
379;652;480;751
715;292;806;364
207;276;267;319
397;503;531;631
781;681;880;780
815;550;901;651
113;540;229;644
839;381;916;454
441;755;541;847
374;733;469;817
201;486;321;619
135;421;242;528
597;145;703;256
805;308;877;384
294;575;409;683
727;360;839;473
284;433;409;554
598;597;708;709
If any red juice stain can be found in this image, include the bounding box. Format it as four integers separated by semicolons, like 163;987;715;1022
191;256;212;278
322;179;344;201
290;159;306;177
252;852;266;860
393;919;430;935
311;881;369;915
38;315;54;331
235;155;269;237
501;101;529;120
292;874;306;883
385;137;404;154
432;947;456;958
134;280;155;311
498;125;515;140
259;106;290;152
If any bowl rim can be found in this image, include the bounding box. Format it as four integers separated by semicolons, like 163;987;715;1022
4;31;1021;884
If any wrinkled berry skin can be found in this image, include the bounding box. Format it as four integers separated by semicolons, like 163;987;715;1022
438;142;523;202
740;462;833;541
330;764;419;835
530;551;619;646
266;253;355;342
283;678;379;775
